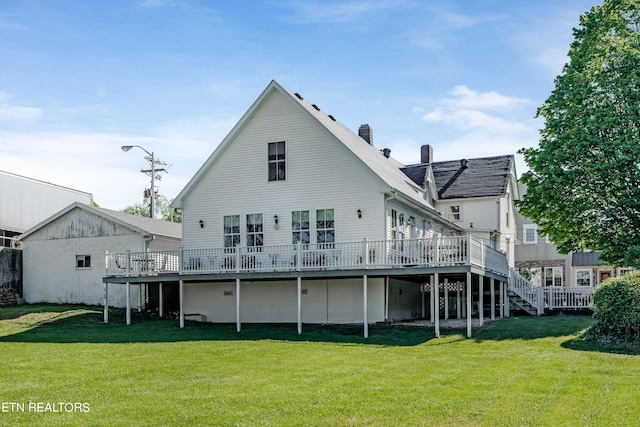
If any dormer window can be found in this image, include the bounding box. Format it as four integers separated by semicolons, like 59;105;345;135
268;141;286;181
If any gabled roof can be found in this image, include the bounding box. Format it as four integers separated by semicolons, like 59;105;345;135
172;80;431;211
18;202;182;241
429;155;516;200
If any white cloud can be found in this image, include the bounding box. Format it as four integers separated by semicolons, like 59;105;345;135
0;93;43;121
421;86;531;134
0;114;238;210
446;85;529;110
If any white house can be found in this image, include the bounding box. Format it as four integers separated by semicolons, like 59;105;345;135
404;152;519;267
19;202;181;308
104;80;512;337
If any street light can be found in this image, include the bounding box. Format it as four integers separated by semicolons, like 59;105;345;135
121;145;157;219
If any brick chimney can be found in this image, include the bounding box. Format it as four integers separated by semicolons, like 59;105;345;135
421;144;433;164
358;124;373;145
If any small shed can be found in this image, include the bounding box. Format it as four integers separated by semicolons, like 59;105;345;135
18;203;181;308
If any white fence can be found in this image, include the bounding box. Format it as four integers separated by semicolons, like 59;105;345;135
508;268;595;313
106;235;508;277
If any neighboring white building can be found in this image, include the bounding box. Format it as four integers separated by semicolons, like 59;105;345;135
0;170;93;247
19;203;181;307
106;80;512;335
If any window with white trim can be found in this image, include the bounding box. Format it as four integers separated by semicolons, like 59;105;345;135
223;215;241;250
246;214;263;251
268;141;286;181
544;267;563;287
576;270;591;287
292;210;310;245
316;209;335;248
76;255;91;269
523;224;538;244
448;205;461;222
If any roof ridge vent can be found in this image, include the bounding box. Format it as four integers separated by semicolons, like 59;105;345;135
312;104;320;111
294;92;303;100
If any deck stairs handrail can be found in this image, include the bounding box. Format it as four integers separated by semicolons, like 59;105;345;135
508;268;543;315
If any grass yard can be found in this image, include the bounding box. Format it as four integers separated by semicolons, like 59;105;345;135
0;305;638;426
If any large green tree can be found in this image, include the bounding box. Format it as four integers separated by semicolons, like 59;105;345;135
519;0;640;268
122;197;182;223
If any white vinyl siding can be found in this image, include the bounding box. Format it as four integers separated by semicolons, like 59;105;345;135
181;89;387;249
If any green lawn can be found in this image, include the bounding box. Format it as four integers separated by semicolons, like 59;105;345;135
0;305;638;427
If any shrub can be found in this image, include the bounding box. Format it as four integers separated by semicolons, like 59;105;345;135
592;271;640;341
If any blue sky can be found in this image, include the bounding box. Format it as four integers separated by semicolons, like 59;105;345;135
1;0;601;210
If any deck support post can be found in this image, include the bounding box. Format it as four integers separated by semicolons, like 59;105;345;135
479;275;484;326
504;281;510;317
456;282;461;319
434;272;440;338
159;283;164;318
236;278;241;332
466;272;472;338
421;281;425;318
490;278;495;320
363;275;368;338
429;275;435;323
297;277;302;335
179;280;184;328
103;283;108;323
444;278;449;320
126;281;131;325
499;281;505;318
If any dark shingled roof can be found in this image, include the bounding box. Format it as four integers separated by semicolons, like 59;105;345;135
430;155;514;199
400;165;428;187
572;252;603;266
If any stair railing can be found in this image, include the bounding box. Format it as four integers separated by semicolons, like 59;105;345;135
508;268;544;315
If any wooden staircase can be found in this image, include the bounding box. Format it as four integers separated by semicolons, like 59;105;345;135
508;268;543;316
507;289;539;315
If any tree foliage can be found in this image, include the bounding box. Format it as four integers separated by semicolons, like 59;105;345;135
592;271;640;341
122;197;182;223
519;0;640;268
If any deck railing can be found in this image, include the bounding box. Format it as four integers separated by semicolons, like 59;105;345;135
106;235;508;278
508;268;596;313
544;286;595;309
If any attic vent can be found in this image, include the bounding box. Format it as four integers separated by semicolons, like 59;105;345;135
294;92;303;100
382;148;391;158
312;104;320;111
328;114;336;121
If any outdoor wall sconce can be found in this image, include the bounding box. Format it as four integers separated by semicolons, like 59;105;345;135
273;215;279;229
357;209;362;219
408;216;414;225
199;219;204;228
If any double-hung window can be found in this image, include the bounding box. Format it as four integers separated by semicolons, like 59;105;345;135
523;224;538;244
576;270;591;286
268;141;286;181
223;215;241;250
316;209;335;248
246;214;264;251
544;267;563;287
292;210;310;245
